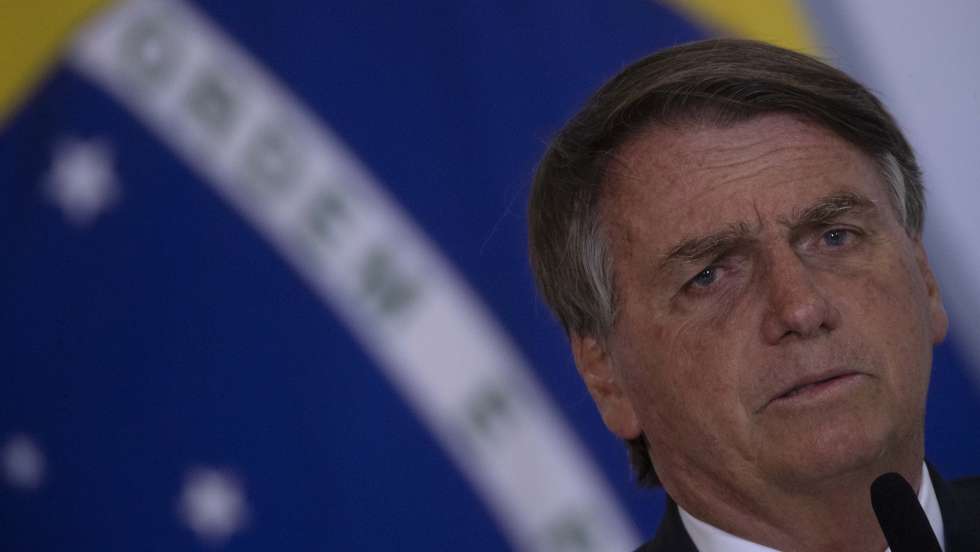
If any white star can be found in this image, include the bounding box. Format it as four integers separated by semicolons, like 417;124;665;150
177;467;249;544
45;137;120;226
1;434;46;491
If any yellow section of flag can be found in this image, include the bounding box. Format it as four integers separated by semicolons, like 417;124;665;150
662;0;819;54
0;0;114;126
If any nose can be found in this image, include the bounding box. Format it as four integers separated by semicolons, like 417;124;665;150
761;248;841;344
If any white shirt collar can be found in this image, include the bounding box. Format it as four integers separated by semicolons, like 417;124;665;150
918;462;946;552
677;462;945;551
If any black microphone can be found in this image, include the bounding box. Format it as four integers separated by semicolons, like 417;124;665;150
870;472;942;552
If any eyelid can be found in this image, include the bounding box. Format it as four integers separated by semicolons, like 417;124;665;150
818;225;862;240
797;222;861;243
688;254;724;280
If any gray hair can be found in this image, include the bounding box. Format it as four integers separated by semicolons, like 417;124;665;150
528;39;924;486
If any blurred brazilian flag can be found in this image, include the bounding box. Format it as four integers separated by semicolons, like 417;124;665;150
3;1;979;551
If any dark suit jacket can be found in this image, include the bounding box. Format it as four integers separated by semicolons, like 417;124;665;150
636;466;980;551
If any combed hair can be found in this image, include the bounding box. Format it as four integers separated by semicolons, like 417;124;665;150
527;38;924;487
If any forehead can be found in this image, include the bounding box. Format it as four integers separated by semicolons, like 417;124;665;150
601;114;888;250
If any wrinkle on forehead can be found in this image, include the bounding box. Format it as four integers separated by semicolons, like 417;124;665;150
600;115;871;248
604;115;852;195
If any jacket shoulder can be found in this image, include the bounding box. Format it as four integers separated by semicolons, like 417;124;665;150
950;475;980;509
938;473;980;551
951;475;980;490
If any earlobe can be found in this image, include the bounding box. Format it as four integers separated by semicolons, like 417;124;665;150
570;334;643;439
913;240;948;344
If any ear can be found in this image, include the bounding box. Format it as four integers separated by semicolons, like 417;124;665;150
912;239;948;344
570;334;643;439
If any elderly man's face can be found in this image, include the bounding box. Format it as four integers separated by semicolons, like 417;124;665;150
576;114;947;498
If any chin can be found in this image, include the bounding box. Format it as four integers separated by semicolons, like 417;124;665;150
766;414;918;488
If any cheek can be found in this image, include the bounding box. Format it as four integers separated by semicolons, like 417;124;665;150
841;250;934;405
613;272;764;444
854;250;933;346
629;318;760;477
628;317;748;427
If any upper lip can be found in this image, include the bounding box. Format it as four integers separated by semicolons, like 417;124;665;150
770;369;861;403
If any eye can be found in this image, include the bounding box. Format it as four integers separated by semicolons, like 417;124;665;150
689;266;718;289
822;228;852;247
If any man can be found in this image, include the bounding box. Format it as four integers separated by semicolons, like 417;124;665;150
528;39;980;551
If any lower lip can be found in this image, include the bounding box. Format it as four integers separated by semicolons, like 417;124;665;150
771;373;864;406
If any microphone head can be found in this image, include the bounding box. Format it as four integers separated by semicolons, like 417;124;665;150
870;472;942;552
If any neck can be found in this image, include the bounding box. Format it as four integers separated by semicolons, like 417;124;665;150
665;452;924;552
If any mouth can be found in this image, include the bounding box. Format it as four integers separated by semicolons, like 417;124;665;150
769;371;864;406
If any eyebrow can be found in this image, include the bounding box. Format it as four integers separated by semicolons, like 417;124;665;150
660;221;755;271
783;191;877;229
658;192;878;272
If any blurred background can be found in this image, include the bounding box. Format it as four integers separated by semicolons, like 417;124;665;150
2;0;979;549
